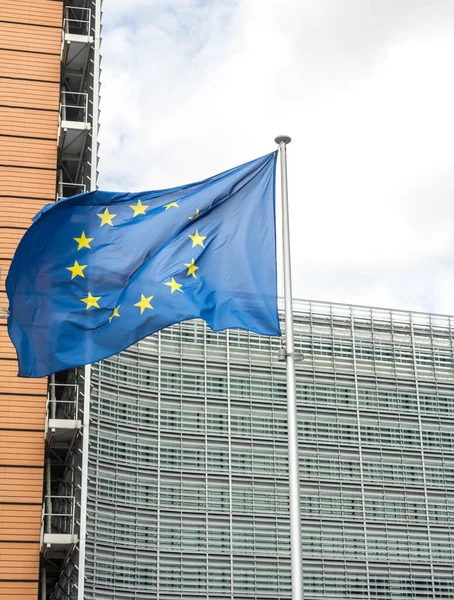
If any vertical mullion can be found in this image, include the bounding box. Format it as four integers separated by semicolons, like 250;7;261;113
350;305;371;600
410;313;437;599
203;321;209;599
226;330;235;600
156;331;162;600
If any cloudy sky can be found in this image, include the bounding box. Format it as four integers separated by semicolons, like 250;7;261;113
98;0;454;314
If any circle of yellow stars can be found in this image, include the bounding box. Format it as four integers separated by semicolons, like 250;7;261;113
67;199;207;323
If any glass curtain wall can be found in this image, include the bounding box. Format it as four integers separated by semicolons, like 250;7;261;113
84;300;454;599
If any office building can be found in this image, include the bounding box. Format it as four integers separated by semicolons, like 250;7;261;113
49;299;454;599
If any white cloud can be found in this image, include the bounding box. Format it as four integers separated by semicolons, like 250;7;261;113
98;0;454;314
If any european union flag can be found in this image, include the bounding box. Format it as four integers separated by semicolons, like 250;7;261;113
7;152;280;377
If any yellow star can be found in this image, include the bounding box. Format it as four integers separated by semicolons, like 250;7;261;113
81;292;101;310
184;258;199;278
164;201;179;210
189;229;206;248
108;305;121;323
130;199;149;217
97;207;116;226
164;277;184;294
134;294;154;314
188;208;200;220
74;231;93;250
66;260;87;280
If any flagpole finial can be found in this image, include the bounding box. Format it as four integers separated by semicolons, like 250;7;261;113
275;135;291;145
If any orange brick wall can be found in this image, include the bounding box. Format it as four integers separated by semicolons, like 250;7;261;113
0;1;63;598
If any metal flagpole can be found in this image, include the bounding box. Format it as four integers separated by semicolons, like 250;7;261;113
275;135;303;600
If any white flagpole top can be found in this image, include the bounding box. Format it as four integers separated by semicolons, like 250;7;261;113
275;135;291;145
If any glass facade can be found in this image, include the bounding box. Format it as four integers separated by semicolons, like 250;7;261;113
83;300;454;598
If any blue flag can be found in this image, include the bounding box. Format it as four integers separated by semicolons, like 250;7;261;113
7;152;281;377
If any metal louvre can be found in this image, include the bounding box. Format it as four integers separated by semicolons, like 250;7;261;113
78;299;454;599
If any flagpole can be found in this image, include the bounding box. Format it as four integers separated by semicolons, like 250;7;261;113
275;135;303;600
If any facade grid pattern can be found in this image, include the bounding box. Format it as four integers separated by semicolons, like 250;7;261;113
81;299;454;599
